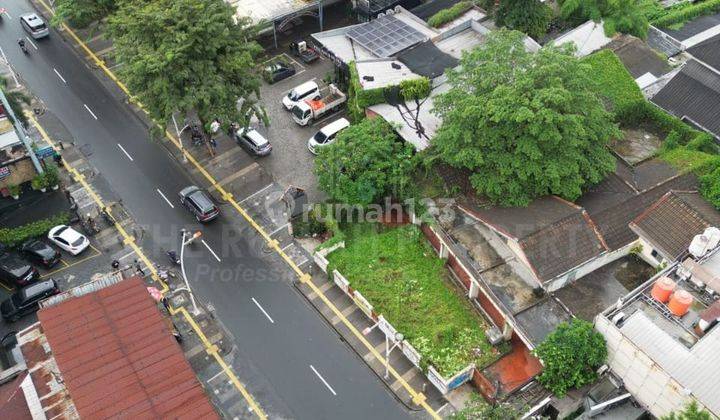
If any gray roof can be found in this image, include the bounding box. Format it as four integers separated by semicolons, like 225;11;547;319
660;11;720;43
652;59;720;138
397;40;458;79
687;33;720;71
608;36;671;79
647;26;683;57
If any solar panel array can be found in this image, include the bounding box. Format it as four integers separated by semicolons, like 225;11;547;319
346;15;426;58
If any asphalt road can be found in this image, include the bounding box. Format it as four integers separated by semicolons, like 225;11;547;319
0;4;411;419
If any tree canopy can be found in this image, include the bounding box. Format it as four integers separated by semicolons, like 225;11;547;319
314;118;416;206
108;0;262;125
558;0;651;38
53;0;116;28
662;401;712;420
495;0;553;40
533;319;607;396
431;29;618;207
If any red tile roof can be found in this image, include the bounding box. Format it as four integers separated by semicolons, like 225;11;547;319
37;277;217;419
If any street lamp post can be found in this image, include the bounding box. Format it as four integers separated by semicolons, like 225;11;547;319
179;228;202;315
385;332;404;379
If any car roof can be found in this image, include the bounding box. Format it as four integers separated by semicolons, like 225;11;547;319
23;240;47;251
0;253;29;270
189;190;214;210
22;13;44;25
292;80;318;94
244;129;269;147
56;226;81;241
21;279;55;299
319;118;350;136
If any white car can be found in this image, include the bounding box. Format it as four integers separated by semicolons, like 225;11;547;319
47;225;90;255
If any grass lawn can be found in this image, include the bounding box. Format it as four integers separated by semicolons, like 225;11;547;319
327;224;499;377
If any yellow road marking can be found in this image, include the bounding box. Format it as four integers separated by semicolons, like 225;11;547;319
28;114;268;420
33;4;441;417
40;246;102;278
0;282;11;291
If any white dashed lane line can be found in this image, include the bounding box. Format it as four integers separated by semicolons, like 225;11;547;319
84;104;98;120
310;365;337;396
251;297;275;324
53;68;67;84
201;239;221;262
156;188;175;208
117;143;133;161
25;37;38;50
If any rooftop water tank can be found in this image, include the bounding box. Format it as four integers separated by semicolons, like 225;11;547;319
704;227;720;250
689;234;711;259
669;290;693;317
651;276;676;303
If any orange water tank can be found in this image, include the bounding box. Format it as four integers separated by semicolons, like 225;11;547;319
651;277;676;303
668;290;693;317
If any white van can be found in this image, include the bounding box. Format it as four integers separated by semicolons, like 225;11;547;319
307;118;350;155
282;81;320;110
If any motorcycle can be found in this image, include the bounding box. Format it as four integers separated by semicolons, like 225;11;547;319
166;250;180;266
18;39;28;54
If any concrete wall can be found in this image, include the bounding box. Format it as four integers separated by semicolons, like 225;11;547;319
545;241;637;292
0;157;34;192
595;315;709;418
636;237;666;268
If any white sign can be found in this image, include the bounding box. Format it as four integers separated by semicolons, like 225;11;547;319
333;270;350;295
402;341;422;368
313;252;329;273
427;365;449;395
378;315;398;340
353;290;374;319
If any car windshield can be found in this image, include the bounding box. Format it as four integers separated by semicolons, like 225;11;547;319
287;90;297;101
71;237;85;247
292;106;305;120
313;131;327;144
11;293;22;306
55;226;68;236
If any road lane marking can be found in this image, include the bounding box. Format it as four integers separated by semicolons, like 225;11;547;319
310;365;337;396
2;11;12;19
25;37;38;50
251;297;274;324
117;144;133;161
0;47;19;85
156;188;175;208
269;223;289;237
201;239;221;262
239;184;273;203
53;68;67;84
83;104;98;120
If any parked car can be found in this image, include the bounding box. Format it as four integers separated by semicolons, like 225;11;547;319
20;13;49;39
264;61;296;84
1;279;60;322
291;84;346;126
20;240;61;268
179;186;220;222
289;40;319;64
0;252;39;289
282;80;320;111
235;127;272;157
47;225;90;255
308;118;350;155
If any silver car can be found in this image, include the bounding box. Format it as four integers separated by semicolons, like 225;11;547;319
20;13;49;39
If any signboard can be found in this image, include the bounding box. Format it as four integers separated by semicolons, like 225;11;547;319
378;316;398;340
353;290;374;320
427;366;448;395
313;252;329;273
35;146;55;159
446;364;475;391
402;341;422;369
0;166;9;179
333;270;349;295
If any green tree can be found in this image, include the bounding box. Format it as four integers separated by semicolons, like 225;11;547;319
108;0;263;126
533;319;607;397
432;30;618;207
315;118;416;206
450;395;521;420
558;0;651;38
662;401;712;420
0;76;31;128
53;0;116;28
495;0;553;40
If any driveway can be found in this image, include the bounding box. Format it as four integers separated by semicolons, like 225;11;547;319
257;53;345;202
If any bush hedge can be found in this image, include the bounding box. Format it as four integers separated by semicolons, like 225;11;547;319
651;0;720;28
582;50;645;116
0;212;71;247
428;1;474;28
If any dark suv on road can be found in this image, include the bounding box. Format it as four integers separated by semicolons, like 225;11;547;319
0;252;39;289
1;279;60;322
179;186;220;222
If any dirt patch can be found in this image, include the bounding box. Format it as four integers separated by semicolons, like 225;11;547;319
613;127;663;164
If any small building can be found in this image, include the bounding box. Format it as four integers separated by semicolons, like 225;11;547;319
0;276;218;419
0;105;37;195
596;239;720;418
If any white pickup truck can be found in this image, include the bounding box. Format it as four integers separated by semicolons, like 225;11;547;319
291;84;346;126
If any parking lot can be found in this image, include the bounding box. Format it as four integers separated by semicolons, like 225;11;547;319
256;52;345;202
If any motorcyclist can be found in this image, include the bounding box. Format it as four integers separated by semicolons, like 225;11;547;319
18;38;27;52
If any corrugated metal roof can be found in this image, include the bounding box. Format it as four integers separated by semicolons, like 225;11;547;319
36;277;217;419
620;310;720;416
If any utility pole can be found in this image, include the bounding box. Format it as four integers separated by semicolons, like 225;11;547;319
0;88;43;173
179;228;202;315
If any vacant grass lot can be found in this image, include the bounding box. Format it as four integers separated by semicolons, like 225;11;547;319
327;224;498;377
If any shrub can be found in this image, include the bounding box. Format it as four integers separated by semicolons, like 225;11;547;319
534;319;607;396
652;0;720;28
31;174;48;191
7;184;20;198
0;212;71;247
400;78;431;101
428;1;474;28
44;164;61;187
582;50;644;116
700;165;720;209
687;133;720;154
